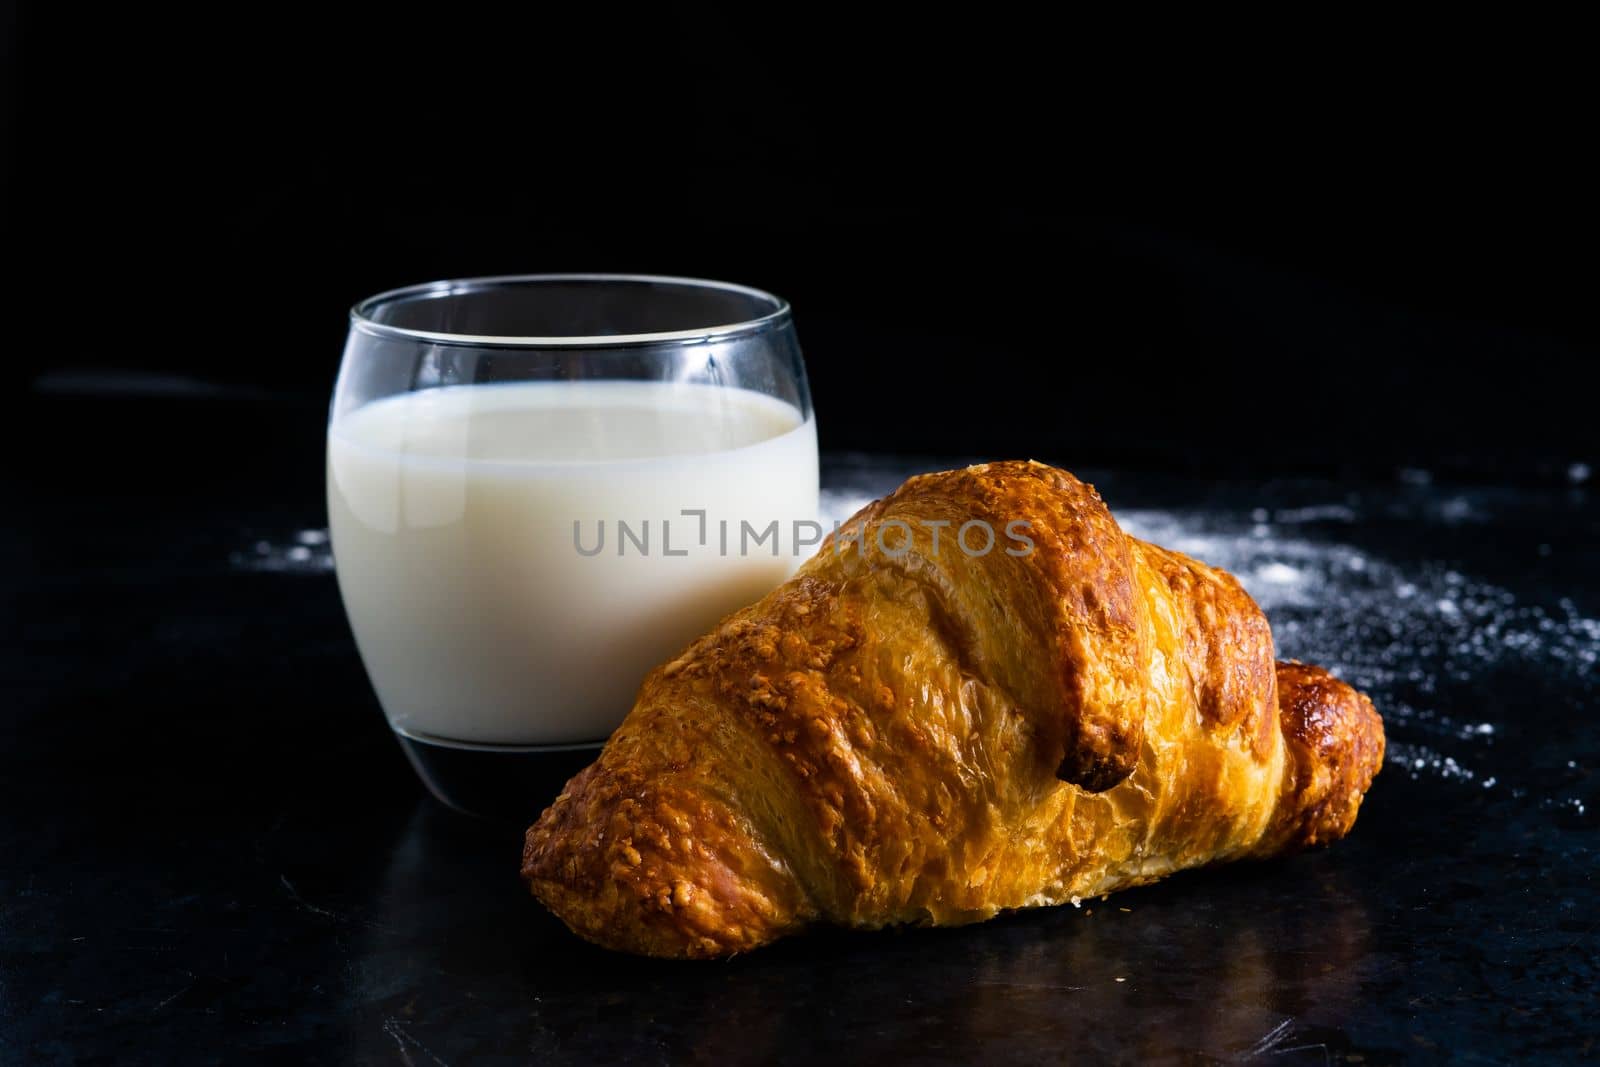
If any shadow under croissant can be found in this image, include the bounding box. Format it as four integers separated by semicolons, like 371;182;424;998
348;801;1374;1061
539;860;1373;1063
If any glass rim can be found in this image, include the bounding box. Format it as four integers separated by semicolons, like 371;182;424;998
349;273;792;348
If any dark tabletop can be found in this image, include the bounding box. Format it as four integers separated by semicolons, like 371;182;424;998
3;394;1597;1065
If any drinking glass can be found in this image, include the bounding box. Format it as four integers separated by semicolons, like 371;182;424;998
327;275;818;819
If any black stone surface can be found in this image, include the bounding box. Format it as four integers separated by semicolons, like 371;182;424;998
4;396;1596;1064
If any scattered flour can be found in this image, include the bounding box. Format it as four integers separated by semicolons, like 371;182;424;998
1114;502;1595;820
824;478;1596;814
238;475;1597;819
232;529;335;574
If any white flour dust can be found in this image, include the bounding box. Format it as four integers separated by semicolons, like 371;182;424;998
243;482;1597;806
1115;505;1595;793
231;528;335;574
824;483;1599;797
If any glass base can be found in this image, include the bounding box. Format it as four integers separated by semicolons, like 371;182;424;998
393;729;603;824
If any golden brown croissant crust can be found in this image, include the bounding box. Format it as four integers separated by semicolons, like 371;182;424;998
523;461;1385;958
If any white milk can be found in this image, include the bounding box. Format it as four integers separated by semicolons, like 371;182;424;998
327;381;819;745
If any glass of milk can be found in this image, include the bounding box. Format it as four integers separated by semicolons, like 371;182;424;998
327;275;818;818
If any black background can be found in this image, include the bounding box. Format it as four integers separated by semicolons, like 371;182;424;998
9;11;1596;486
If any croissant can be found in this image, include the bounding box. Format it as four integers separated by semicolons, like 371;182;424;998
522;461;1384;958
